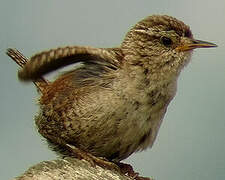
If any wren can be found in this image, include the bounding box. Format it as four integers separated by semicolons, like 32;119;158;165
7;15;217;163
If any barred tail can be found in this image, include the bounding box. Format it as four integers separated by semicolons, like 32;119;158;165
6;48;48;93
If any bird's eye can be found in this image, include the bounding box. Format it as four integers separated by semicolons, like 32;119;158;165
160;36;173;47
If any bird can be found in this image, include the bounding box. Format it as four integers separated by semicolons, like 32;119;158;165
7;15;217;166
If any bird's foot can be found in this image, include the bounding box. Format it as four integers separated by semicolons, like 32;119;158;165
117;162;152;180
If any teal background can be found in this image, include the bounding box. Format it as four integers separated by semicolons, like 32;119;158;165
1;0;225;179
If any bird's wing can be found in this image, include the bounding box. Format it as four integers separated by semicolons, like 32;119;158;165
15;46;123;81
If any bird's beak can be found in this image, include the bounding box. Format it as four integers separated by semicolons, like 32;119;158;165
176;39;217;51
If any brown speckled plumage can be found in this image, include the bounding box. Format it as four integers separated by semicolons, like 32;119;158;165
7;15;216;162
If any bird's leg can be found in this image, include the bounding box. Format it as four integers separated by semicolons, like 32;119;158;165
66;144;120;172
66;144;151;179
6;48;49;94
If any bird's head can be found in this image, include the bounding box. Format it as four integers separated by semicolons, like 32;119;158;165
121;15;217;76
